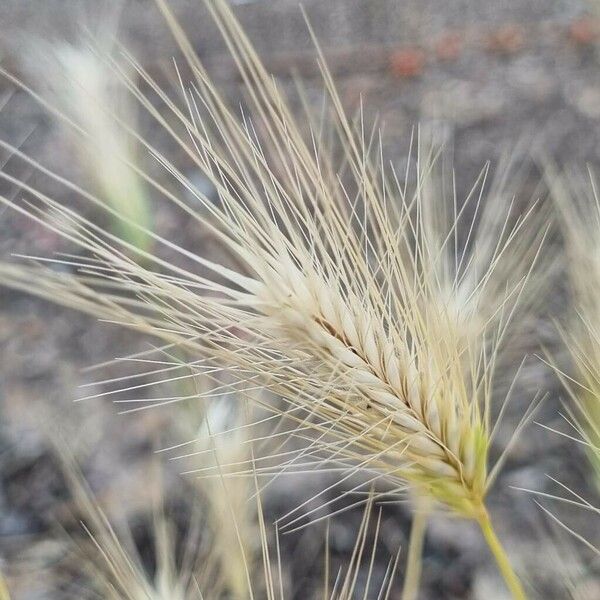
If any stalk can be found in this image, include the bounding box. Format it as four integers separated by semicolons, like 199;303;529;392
401;501;429;600
476;506;526;600
0;571;10;600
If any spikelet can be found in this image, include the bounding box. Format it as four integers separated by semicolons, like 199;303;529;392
539;166;600;559
0;1;539;596
25;30;152;253
64;353;263;597
547;165;600;489
53;426;262;599
53;446;400;599
187;393;259;598
419;144;550;379
59;459;210;600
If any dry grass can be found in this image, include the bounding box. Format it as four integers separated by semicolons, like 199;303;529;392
53;444;401;600
550;166;600;485
0;1;561;598
541;165;600;554
25;31;153;253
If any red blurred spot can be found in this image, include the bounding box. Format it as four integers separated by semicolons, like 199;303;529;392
435;32;463;62
486;25;524;55
389;48;425;78
568;18;598;46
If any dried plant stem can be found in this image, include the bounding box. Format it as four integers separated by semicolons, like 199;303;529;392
476;506;526;600
401;500;430;600
0;572;10;600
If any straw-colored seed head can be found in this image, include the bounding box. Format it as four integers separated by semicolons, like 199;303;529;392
548;165;600;493
27;35;152;253
0;0;541;526
55;447;400;599
249;254;487;513
0;2;545;597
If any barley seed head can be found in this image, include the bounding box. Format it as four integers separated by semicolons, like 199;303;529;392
0;0;544;520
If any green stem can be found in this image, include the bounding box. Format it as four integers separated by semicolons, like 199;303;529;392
401;501;430;600
476;506;527;600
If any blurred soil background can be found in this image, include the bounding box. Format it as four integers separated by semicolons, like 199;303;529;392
1;1;600;598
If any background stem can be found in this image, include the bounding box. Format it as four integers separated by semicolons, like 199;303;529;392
401;500;430;600
0;571;11;600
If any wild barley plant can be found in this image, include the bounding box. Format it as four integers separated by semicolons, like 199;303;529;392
398;145;548;599
61;459;210;600
553;168;600;484
24;36;153;253
58;456;401;599
420;148;550;379
182;394;261;598
544;167;600;545
0;1;549;597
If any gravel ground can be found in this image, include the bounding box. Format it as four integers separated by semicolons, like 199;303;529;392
1;1;600;599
